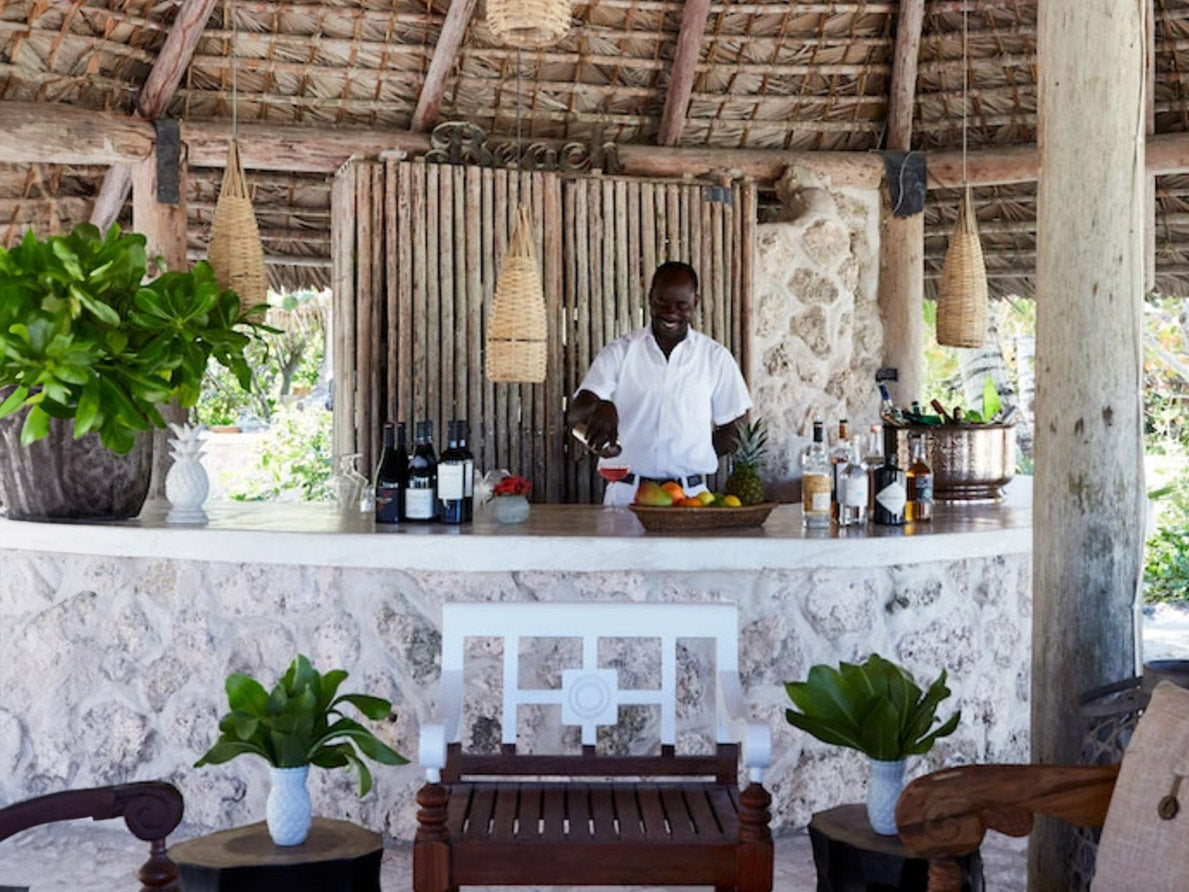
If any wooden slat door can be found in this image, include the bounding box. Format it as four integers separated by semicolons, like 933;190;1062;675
332;163;753;503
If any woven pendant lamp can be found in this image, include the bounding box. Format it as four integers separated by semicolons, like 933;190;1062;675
935;185;988;347
208;139;269;311
486;206;547;383
487;0;570;48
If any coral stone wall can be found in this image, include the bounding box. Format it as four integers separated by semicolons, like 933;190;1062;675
0;547;1030;840
750;166;884;500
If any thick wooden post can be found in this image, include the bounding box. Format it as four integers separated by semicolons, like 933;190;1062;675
876;0;925;406
132;147;190;502
1033;2;1145;889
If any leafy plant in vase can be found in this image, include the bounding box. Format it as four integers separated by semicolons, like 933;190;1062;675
0;223;268;521
489;474;532;523
783;654;960;835
195;654;408;846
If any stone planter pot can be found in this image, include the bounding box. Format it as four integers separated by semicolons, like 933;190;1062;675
493;494;531;524
0;390;152;522
866;757;906;836
266;765;312;846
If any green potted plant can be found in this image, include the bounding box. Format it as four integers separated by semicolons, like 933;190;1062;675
195;654;408;846
0;222;265;521
783;653;960;835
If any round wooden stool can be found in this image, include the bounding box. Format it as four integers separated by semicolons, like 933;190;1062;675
809;803;984;892
169;817;382;892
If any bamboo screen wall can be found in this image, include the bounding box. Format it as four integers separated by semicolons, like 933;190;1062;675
331;159;755;503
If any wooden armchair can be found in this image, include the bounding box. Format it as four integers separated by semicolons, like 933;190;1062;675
414;602;774;892
0;781;184;891
895;764;1121;892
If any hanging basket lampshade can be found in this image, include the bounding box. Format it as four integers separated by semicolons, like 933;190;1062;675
935;185;989;348
208;140;269;313
486;206;547;383
487;0;570;48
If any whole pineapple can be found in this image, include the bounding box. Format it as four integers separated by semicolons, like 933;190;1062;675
724;418;768;506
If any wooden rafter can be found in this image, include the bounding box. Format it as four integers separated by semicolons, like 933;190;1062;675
89;0;220;233
886;0;924;152
410;0;480;133
656;0;711;147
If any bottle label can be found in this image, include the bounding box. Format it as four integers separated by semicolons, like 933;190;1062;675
844;476;868;507
406;488;436;519
463;460;474;497
438;463;464;500
375;483;401;523
803;473;831;514
913;474;933;503
876;479;907;515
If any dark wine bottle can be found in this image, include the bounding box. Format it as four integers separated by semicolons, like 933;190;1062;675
374;421;408;524
871;445;907;526
458;420;475;522
405;420;438;522
438;421;470;525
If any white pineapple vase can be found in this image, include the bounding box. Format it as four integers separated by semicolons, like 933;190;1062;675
165;423;210;525
866;757;907;835
266;764;312;846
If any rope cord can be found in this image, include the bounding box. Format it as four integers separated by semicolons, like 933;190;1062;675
515;47;523;168
961;0;968;185
230;0;238;139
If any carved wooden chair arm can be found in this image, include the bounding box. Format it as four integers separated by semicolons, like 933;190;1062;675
895;764;1120;892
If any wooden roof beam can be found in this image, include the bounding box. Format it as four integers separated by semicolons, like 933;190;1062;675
409;0;480;133
90;0;220;233
656;0;712;147
886;0;924;151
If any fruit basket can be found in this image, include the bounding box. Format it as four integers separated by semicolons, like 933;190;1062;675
628;501;777;532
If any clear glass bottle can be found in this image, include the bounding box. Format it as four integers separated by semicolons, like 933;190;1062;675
872;444;907;526
863;423;884;512
331;453;367;516
839;439;868;527
906;431;933;522
829;419;850;523
374;421;408;524
877;383;905;427
405;420;438;522
801;420;832;529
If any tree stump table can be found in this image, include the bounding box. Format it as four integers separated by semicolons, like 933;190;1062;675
169;817;382;892
809;804;984;892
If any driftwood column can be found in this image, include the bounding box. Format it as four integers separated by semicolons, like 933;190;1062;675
1033;2;1146;889
876;0;924;406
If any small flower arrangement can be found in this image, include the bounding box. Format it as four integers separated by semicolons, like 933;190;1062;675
490;474;532;499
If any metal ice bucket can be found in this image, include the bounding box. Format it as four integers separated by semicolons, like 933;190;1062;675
890;423;1016;502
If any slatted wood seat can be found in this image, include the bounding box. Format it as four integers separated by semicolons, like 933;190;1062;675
414;602;774;891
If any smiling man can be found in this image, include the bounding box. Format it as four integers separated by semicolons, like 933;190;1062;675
566;261;752;506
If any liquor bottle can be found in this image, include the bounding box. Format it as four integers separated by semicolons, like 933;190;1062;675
877;383;905;426
829;419;851;523
801;420;832;529
839;438;868;527
374;421;408;524
872;444;907;526
457;420;475;522
406;420;438;522
863;423;884;512
906;431;933;522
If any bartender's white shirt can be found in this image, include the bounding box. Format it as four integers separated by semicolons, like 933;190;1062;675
576;326;751;504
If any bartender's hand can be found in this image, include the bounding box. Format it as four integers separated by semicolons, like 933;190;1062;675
585;398;620;455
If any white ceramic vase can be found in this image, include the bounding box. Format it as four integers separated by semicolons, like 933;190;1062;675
866;757;907;836
266;764;311;846
493;494;531;524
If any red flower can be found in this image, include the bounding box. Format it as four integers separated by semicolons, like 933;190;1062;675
491;475;532;498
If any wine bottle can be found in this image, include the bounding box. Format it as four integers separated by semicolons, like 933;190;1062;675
906;431;933;523
374;421;408;524
839;438;868;527
863;423;884;513
829;419;850;523
438;421;470;525
801;420;832;529
406;420;438;522
872;445;907;526
458;420;475;522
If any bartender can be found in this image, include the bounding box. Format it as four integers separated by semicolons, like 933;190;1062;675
566;261;752;506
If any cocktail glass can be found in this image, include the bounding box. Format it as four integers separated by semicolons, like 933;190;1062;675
597;460;633;509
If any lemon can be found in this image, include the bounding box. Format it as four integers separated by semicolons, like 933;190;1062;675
697;491;716;506
723;495;742;507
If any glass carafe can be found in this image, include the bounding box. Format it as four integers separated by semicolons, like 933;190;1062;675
331;453;368;515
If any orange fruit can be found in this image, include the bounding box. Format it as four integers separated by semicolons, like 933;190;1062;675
679;497;703;507
661;481;686;501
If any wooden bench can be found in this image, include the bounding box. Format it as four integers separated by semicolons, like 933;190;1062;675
0;781;184;891
413;602;774;891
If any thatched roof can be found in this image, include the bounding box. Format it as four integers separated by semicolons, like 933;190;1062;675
0;0;1183;298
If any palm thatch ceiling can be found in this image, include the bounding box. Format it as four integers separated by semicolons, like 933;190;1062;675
0;0;1186;298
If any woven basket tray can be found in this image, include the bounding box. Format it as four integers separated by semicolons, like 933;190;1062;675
629;502;777;532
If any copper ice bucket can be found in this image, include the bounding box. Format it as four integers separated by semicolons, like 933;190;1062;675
890;423;1016;502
